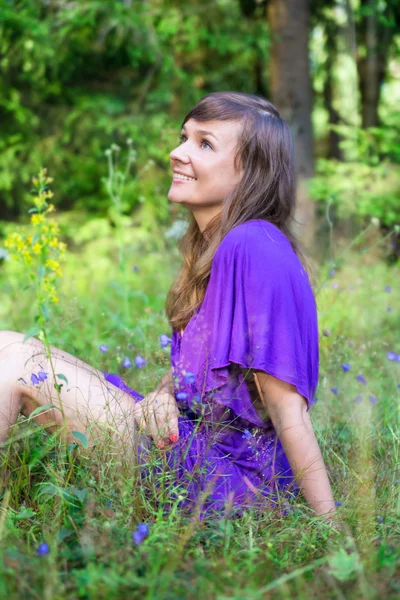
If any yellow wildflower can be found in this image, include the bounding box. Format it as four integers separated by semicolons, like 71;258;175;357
31;213;46;226
32;242;42;254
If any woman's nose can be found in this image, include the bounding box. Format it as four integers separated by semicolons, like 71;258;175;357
170;143;190;163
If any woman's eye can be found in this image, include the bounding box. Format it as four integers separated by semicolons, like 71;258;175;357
178;135;212;150
200;139;212;150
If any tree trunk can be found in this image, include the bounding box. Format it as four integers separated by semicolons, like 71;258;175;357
267;0;315;247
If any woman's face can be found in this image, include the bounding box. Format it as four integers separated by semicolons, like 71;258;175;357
168;118;244;228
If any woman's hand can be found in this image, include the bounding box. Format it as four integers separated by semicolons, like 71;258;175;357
133;390;180;448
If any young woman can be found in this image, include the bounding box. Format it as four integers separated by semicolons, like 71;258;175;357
0;92;337;520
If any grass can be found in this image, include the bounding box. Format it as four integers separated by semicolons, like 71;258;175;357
0;212;398;599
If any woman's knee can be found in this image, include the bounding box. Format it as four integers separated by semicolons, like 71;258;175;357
0;330;32;354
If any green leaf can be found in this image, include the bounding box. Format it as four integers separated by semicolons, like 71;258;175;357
29;404;56;420
28;207;39;214
56;373;69;384
72;431;88;449
327;548;362;582
23;327;42;342
53;383;63;393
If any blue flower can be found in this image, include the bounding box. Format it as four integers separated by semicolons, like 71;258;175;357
184;371;196;385
341;364;351;372
369;395;378;404
354;395;363;403
331;387;339;395
335;501;343;507
160;334;172;348
132;522;150;545
242;429;252;440
122;357;132;368
396;354;400;363
176;392;188;401
37;542;49;557
137;523;149;536
377;516;383;523
99;345;109;353
356;374;367;385
329;269;336;278
387;351;396;361
30;371;48;386
135;356;147;369
385;285;391;293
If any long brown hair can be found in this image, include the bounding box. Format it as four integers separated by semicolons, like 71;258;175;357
165;91;311;334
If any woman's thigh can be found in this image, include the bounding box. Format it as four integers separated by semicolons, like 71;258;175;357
0;330;139;448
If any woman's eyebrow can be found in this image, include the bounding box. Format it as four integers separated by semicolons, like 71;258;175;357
181;125;218;141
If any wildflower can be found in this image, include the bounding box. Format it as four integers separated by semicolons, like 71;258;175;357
242;429;252;440
328;269;336;277
377;516;383;523
135;355;146;368
387;351;396;361
369;395;378;404
128;344;133;350
132;523;150;545
132;265;139;272
335;501;343;507
385;286;391;293
99;345;109;353
341;364;351;372
332;281;339;289
31;371;48;386
184;371;196;385
176;392;188;400
160;334;172;348
331;387;338;395
354;395;363;403
37;542;50;556
356;374;367;385
122;357;132;368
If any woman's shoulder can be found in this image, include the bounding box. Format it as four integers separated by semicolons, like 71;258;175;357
217;219;293;261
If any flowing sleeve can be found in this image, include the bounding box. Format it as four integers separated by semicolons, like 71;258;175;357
180;222;319;424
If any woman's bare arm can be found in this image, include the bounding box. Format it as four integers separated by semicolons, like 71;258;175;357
253;370;337;518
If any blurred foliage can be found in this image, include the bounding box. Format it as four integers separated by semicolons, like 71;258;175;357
0;0;399;230
0;0;269;222
310;120;400;226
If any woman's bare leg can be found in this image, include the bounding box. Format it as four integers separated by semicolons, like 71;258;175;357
0;330;141;456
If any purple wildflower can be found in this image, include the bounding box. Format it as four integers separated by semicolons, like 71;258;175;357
331;387;339;395
184;371;196;385
341;363;351;372
242;429;252;439
30;371;48;386
354;395;363;403
37;542;50;557
135;355;146;368
356;374;367;385
137;523;149;536
369;395;378;404
176;392;188;401
385;286;391;293
132;522;150;545
387;351;396;361
335;501;343;507
329;269;336;277
122;357;132;369
396;354;400;363
377;516;383;523
160;334;172;348
99;345;109;353
332;281;339;289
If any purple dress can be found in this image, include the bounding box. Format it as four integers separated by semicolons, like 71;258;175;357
102;220;319;517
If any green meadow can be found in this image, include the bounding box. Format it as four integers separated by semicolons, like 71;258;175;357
0;173;398;598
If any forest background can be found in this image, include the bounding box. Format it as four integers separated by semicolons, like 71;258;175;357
0;1;399;599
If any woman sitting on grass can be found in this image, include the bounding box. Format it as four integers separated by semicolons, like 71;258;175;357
0;91;337;521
